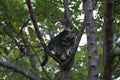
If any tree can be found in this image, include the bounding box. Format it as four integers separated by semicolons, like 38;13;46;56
83;0;98;80
103;0;120;80
0;0;120;80
0;0;85;80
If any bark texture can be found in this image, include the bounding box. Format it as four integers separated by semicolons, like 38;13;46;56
83;0;98;80
103;0;114;80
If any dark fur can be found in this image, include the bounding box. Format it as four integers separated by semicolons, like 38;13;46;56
41;30;75;66
48;31;75;56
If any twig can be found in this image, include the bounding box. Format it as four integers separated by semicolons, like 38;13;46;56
20;18;31;34
113;48;120;56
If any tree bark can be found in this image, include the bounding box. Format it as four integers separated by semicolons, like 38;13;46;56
60;68;69;80
83;0;98;80
103;0;114;80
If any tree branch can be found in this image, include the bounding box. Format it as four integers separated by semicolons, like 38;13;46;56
113;68;120;75
62;0;85;67
26;0;46;48
63;0;73;27
25;0;62;64
20;18;31;34
63;0;75;29
3;24;34;59
0;59;41;80
113;48;120;56
63;24;85;66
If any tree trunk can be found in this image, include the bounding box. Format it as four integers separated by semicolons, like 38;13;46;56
103;0;114;80
59;60;74;80
83;0;98;80
60;68;69;80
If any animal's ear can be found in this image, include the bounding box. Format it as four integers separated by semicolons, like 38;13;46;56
55;21;65;29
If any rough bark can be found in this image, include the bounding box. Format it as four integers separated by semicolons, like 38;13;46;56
83;0;98;80
103;0;114;80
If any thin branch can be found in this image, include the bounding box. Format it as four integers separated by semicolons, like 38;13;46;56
63;0;71;21
3;25;33;58
31;47;52;80
113;57;120;71
113;48;120;56
113;68;120;75
62;0;85;66
63;0;74;28
3;26;26;56
3;26;20;47
20;18;31;34
29;55;37;69
0;59;41;80
37;57;52;80
26;0;46;48
4;23;37;70
25;0;62;64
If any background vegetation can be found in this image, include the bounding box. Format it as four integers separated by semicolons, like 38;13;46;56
0;0;119;80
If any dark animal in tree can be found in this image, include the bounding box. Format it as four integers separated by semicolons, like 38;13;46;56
48;30;75;57
41;30;75;66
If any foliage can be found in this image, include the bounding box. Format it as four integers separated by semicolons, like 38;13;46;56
0;0;120;80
